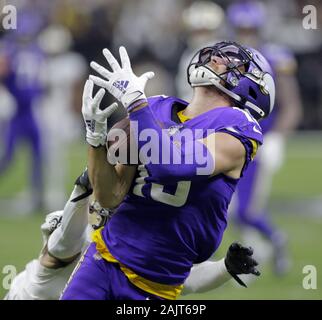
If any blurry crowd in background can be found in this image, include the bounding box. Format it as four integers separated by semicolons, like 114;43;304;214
0;0;321;215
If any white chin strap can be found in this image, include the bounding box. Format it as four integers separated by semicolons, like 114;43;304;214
189;66;265;118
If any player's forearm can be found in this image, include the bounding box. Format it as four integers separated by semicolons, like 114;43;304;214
129;106;214;183
182;259;231;295
88;146;125;209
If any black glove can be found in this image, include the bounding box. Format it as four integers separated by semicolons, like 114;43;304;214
224;242;260;287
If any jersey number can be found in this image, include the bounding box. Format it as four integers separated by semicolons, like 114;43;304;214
133;165;191;207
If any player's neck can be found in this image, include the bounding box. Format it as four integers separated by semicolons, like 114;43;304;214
184;87;232;118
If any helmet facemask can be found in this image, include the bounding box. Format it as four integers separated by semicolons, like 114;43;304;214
187;41;275;120
187;42;251;88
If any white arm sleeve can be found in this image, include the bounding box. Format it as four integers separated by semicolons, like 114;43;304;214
47;186;89;260
182;259;232;295
5;259;78;300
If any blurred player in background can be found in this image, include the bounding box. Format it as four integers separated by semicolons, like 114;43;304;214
5;169;259;300
176;1;225;100
38;24;87;211
0;11;45;212
227;0;303;275
61;39;273;300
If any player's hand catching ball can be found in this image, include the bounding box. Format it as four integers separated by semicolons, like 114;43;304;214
82;79;118;147
89;46;154;112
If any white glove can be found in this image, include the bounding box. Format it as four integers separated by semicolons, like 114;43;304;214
89;46;155;110
258;132;286;172
82;79;118;147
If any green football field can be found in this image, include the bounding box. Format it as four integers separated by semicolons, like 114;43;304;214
0;133;321;299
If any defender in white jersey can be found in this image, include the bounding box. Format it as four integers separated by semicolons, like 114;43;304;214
4;170;259;300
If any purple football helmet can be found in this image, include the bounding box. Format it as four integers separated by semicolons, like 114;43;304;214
187;41;275;120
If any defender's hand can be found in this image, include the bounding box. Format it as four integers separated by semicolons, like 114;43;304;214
82;79;118;147
71;168;93;202
89;46;154;111
224;242;260;287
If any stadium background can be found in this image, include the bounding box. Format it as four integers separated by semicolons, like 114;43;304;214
0;0;321;299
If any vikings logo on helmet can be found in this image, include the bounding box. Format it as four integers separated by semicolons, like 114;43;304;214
187;41;275;120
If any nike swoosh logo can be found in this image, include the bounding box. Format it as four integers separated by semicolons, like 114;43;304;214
253;125;262;134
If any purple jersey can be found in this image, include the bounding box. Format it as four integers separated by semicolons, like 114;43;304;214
1;40;44;114
102;96;263;285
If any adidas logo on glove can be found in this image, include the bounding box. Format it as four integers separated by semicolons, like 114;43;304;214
113;80;129;94
85;119;96;133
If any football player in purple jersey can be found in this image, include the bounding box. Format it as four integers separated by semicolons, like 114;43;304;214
61;40;274;300
0;11;45;211
227;1;303;275
4;168;259;300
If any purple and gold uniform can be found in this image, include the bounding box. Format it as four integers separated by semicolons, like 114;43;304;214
62;96;262;300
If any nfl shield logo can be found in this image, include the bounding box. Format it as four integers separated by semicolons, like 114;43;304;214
167;125;183;136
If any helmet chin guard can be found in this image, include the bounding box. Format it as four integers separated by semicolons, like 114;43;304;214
189;65;245;101
187;41;275;120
